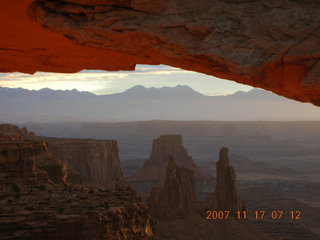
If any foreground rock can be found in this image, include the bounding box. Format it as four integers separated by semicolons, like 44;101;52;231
127;134;212;193
2;1;320;105
0;125;153;239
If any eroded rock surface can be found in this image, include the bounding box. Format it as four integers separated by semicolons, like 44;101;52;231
149;148;272;240
204;147;244;214
214;147;244;212
0;124;49;184
42;137;124;188
127;134;212;193
35;152;68;183
0;125;123;188
2;0;320;105
0;124;34;142
149;157;196;220
0;125;153;240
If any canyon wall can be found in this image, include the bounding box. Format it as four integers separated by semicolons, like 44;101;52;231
43;137;124;188
0;125;124;188
0;124;57;184
0;124;154;240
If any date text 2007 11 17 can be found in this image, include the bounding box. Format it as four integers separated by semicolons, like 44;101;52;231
206;210;301;220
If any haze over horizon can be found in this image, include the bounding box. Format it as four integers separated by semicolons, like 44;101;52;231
0;65;253;96
0;83;253;97
1;84;320;122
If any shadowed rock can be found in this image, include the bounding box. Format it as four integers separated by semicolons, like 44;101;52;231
130;134;211;180
127;134;212;193
149;149;273;240
215;147;244;212
35;152;68;183
149;156;196;220
43;137;124;189
0;124;154;240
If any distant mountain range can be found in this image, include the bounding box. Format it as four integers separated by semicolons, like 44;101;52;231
1;85;320;122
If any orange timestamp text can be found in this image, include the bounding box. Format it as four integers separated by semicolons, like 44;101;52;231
206;210;301;220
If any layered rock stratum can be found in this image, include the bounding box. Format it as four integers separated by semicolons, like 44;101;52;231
203;147;244;215
2;0;320;105
1;124;124;189
127;134;212;193
0;124;153;239
149;148;272;240
149;157;196;220
215;147;244;212
42;137;124;188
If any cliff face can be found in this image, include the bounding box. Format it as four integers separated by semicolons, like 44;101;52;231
0;123;124;188
45;138;124;188
0;140;49;185
149;147;243;220
127;134;212;193
0;124;34;142
0;124;154;240
149;157;196;220
129;135;210;181
2;0;320;105
35;152;68;183
0;125;72;184
0;125;124;188
149;148;272;240
145;135;197;169
0;124;50;184
214;147;244;212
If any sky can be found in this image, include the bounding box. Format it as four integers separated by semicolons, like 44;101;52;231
0;65;252;96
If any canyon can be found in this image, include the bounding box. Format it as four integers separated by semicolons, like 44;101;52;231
148;145;271;240
0;124;153;239
1;1;320;239
1;123;319;239
1;124;255;240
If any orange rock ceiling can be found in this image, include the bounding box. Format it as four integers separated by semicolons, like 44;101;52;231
0;0;149;73
1;0;320;105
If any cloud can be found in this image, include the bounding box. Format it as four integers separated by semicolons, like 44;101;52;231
0;65;189;87
0;71;130;92
0;71;128;83
132;65;190;75
0;64;253;95
0;65;196;93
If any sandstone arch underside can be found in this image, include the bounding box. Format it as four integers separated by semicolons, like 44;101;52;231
1;0;320;105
